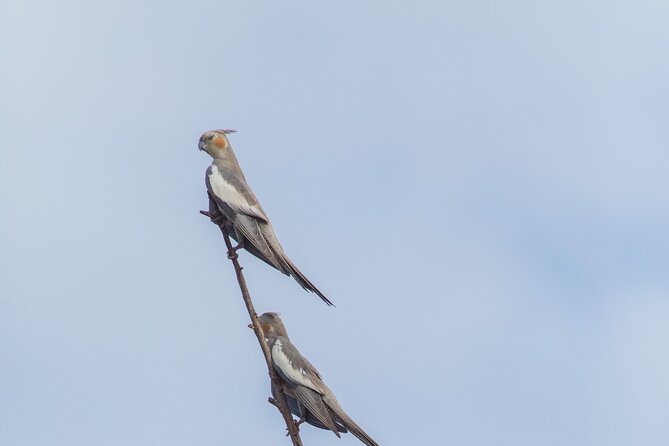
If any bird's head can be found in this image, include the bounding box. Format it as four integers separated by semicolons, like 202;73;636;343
198;129;236;158
253;312;290;339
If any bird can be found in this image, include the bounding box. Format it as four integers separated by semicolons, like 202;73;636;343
257;312;380;446
199;129;332;306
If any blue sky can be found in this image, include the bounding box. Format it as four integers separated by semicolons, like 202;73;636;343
1;1;668;445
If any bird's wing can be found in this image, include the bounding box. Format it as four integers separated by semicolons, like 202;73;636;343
206;164;268;221
293;385;341;437
232;215;280;261
283;394;348;434
284;387;347;433
271;338;341;433
271;338;330;395
206;164;287;269
271;338;376;443
206;163;333;305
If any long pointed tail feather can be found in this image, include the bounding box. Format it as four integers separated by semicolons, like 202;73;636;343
250;221;334;306
284;257;334;306
326;399;379;446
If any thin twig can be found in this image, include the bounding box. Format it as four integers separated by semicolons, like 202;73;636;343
200;200;303;446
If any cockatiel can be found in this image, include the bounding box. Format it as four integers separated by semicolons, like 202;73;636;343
257;312;379;446
199;129;332;306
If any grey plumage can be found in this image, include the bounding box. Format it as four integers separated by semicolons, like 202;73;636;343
258;312;380;446
284;388;348;433
199;129;332;306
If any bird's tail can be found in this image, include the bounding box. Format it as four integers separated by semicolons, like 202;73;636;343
326;399;380;446
282;256;334;306
257;222;334;306
338;416;379;446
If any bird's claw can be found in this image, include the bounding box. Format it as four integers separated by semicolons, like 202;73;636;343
285;419;302;437
211;214;226;225
199;209;227;227
226;241;244;259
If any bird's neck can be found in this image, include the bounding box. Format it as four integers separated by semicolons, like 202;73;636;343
211;151;247;178
211;148;237;163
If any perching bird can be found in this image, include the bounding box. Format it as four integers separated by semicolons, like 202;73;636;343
257;312;380;446
199;129;332;306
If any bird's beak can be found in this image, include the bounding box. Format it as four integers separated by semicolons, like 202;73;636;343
222;129;237;134
198;139;206;151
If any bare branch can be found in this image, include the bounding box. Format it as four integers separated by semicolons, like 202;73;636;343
201;199;303;446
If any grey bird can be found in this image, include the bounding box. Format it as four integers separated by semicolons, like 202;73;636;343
257;312;380;446
199;129;332;306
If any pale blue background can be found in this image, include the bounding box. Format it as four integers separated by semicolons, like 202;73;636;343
1;1;668;445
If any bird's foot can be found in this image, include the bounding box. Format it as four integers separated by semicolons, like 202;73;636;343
296;414;307;428
285;418;304;437
199;209;227;227
227;241;244;259
211;214;227;226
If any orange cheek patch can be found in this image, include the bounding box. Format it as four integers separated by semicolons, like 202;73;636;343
213;136;227;148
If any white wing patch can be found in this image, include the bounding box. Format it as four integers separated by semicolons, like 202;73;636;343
272;340;317;390
208;165;266;220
